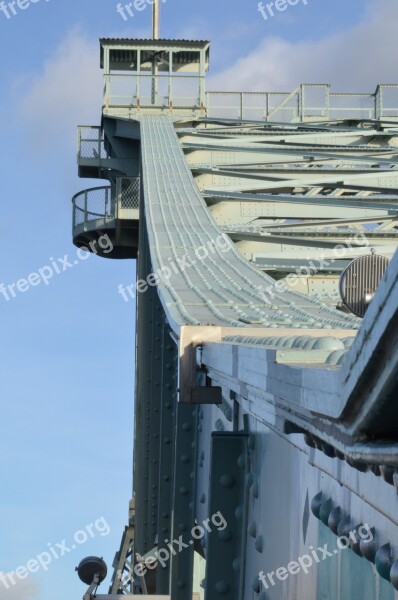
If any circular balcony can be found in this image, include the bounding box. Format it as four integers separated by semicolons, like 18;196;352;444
72;178;140;259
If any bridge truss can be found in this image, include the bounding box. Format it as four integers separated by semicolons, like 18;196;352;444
73;38;398;600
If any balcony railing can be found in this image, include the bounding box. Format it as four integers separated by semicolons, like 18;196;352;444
77;126;137;177
103;73;205;111
72;177;140;237
77;126;109;160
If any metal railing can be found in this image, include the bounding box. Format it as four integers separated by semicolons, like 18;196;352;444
98;77;398;120
77;126;109;160
103;73;205;109
206;84;398;122
72;177;140;235
99;79;398;120
117;177;140;218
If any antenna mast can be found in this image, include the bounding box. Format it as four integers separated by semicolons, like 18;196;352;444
151;0;160;104
152;0;160;40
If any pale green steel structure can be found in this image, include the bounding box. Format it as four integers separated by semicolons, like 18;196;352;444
72;37;398;600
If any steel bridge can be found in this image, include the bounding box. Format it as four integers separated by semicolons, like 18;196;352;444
73;35;398;600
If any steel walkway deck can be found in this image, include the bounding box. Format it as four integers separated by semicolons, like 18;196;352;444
139;117;359;333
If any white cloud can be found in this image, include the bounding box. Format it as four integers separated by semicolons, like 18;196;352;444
1;579;39;600
209;0;398;92
12;0;398;144
16;28;102;148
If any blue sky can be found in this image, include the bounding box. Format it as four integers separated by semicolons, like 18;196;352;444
0;1;396;599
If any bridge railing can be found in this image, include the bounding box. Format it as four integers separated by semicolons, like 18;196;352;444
206;84;398;121
377;84;398;117
72;177;140;235
100;79;398;120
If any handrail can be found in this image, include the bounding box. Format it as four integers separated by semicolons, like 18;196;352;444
72;185;111;202
103;72;205;110
72;179;140;235
267;85;301;120
100;76;398;118
205;84;398;121
77;126;109;160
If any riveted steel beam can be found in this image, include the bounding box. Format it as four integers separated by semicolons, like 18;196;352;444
170;404;199;600
156;322;178;593
204;432;249;600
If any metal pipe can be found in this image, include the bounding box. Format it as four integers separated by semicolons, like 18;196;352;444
83;574;99;600
152;0;159;40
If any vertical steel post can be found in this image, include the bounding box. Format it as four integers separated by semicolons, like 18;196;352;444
84;191;88;229
375;85;382;120
151;0;159;105
116;179;120;220
137;49;141;111
156;322;177;593
199;49;206;113
169;50;173;111
300;83;304;122
77;127;81;161
204;433;249;600
326;84;331;120
104;46;110;109
105;186;109;220
170;404;198;600
97;127;101;161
